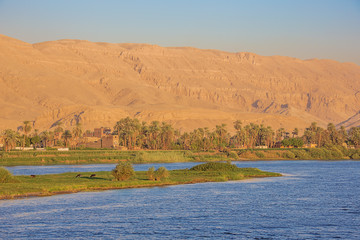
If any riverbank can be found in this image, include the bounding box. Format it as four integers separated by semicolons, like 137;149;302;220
1;148;359;166
0;164;281;200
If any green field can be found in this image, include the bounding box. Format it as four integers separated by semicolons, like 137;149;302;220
1;147;359;167
0;150;230;166
0;162;281;200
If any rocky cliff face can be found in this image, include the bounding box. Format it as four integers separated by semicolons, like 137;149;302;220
1;34;359;132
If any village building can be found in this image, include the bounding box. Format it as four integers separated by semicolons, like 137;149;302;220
84;127;119;149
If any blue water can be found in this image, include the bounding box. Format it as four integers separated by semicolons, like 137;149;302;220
6;162;203;176
1;161;360;239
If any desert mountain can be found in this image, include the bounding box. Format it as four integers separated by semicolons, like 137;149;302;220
1;34;360;133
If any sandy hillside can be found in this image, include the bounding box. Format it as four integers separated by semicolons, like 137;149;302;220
1;34;359;133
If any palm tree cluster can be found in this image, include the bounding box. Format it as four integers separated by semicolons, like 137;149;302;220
0;121;84;151
1;118;360;152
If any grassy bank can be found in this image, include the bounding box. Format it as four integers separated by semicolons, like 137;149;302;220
0;163;281;200
0;150;228;166
1;147;359;167
236;146;360;160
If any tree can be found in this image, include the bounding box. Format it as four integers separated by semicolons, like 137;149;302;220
147;166;155;180
160;122;175;150
62;130;72;147
245;123;260;148
349;127;360;147
112;162;135;181
292;128;299;138
114;117;141;149
154;167;170;181
276;128;285;142
23;121;32;136
214;124;229;150
281;137;303;148
1;129;18;152
338;126;348;145
72;123;83;149
19;120;32;148
40;131;54;148
30;135;41;148
149;121;161;150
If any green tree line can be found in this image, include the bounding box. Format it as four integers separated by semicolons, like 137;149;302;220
1;117;360;152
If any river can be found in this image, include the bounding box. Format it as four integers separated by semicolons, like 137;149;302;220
1;161;359;239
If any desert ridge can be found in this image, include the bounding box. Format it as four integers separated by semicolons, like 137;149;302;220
0;34;359;132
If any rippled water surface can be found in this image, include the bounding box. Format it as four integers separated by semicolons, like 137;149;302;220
1;161;360;239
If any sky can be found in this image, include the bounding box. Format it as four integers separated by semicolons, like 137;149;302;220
0;0;359;64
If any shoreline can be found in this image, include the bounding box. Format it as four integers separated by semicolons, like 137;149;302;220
0;166;282;200
0;179;218;200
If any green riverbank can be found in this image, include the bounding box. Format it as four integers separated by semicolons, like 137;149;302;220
0;163;281;200
1;147;359;166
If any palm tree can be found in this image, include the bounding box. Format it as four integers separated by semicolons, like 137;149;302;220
149;121;161;150
349;127;360;147
40;131;54;148
215;124;229;150
1;129;18;152
23;121;32;136
72;123;83;149
292;128;299;138
245;123;260;148
62;130;72;148
19;120;32;148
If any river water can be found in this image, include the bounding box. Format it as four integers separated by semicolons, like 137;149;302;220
1;161;359;239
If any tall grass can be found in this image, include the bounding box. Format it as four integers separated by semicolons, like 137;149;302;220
133;151;194;163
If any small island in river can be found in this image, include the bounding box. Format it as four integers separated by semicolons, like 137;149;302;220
0;162;281;200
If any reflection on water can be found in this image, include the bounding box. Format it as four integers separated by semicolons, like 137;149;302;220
1;161;360;239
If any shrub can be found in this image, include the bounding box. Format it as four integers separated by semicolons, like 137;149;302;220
147;166;155;180
111;162;135;181
0;167;19;183
190;162;239;172
290;149;310;159
154;167;170;181
309;148;325;159
133;151;145;163
255;152;265;158
228;151;239;160
282;151;296;159
350;153;360;159
321;145;344;159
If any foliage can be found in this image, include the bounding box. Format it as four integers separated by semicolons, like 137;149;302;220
349;149;360;159
147;167;155;180
282;151;296;159
1;129;19;152
0;167;19;183
132;151;193;163
228;151;239;159
190;162;239;172
154;167;170;180
281;138;304;148
255;151;265;158
290;149;311;160
111;162;135;181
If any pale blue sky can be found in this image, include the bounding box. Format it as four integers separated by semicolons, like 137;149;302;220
0;0;359;64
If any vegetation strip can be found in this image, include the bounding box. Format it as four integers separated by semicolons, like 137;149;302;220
0;162;281;200
1;147;359;167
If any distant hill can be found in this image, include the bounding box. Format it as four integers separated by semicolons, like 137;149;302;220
1;34;359;133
